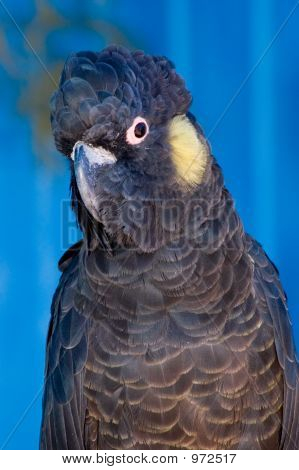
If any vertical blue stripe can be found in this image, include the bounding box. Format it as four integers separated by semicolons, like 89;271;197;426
166;0;193;90
250;0;276;257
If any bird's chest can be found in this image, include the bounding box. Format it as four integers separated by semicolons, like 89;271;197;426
84;300;231;449
81;263;283;449
85;316;190;449
83;294;284;450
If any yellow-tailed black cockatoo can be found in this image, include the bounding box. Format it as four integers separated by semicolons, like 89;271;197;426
40;45;299;450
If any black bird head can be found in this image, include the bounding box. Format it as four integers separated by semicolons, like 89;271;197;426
51;45;214;251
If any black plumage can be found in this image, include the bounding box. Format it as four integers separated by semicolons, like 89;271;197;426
40;45;299;449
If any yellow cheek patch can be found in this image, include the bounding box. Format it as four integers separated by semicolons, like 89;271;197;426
168;115;208;186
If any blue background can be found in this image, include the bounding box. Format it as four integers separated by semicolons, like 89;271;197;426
0;0;299;450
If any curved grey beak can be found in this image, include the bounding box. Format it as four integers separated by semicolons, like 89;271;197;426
71;141;116;219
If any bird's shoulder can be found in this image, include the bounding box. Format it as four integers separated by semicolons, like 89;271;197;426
40;240;89;449
246;234;299;449
246;234;296;367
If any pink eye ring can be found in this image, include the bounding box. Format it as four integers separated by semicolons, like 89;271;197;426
126;117;149;145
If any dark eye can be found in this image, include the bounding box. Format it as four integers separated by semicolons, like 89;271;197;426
134;122;147;138
126;117;149;145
